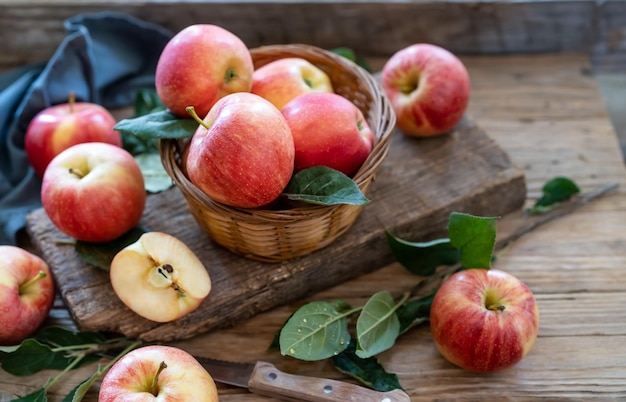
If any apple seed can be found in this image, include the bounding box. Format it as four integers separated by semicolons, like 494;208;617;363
155;264;186;297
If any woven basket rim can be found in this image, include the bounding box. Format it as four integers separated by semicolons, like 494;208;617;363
160;43;396;224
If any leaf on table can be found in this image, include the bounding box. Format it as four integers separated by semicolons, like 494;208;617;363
355;291;401;358
332;340;403;392
397;290;436;334
35;326;107;346
283;166;369;206
61;364;105;402
0;327;108;376
527;176;581;214
134;153;173;193
11;387;48;402
448;212;497;269
0;339;56;376
385;233;459;276
279;301;351;361
114;110;197;141
75;226;149;271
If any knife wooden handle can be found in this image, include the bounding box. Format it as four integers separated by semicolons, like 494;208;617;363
248;361;412;402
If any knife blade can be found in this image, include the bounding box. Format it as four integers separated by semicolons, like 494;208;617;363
195;356;412;402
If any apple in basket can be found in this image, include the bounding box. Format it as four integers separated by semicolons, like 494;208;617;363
109;232;211;322
155;24;254;118
251;57;334;110
429;268;540;373
381;43;470;137
185;92;295;208
41;142;146;243
0;246;55;345
99;345;219;402
24;95;121;177
281;92;374;177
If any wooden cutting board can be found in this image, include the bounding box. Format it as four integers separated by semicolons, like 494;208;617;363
25;119;526;342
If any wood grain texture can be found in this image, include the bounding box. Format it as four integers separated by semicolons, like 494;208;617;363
1;1;625;72
25;119;526;342
5;50;626;401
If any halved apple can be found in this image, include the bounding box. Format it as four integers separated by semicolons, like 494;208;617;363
110;232;211;322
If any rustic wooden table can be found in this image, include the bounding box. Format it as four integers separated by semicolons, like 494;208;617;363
2;52;626;401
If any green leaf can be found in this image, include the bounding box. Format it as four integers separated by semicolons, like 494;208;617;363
34;326;106;349
114;110;197;141
12;387;48;402
332;340;403;392
528;176;581;214
279;301;352;361
397;290;436;334
0;327;109;376
283;166;369;206
134;89;166;117
385;232;459;276
331;47;372;72
448;212;497;269
61;364;105;402
134;153;173;193
355;291;401;358
0;339;56;376
75;226;149;271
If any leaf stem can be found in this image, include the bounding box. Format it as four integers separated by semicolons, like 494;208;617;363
408;182;620;299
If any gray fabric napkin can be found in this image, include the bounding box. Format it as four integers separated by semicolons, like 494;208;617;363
0;12;172;245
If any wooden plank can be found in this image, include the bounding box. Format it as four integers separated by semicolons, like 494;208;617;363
25;119;526;342
1;1;626;72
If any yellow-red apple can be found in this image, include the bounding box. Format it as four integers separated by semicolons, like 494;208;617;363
41;142;146;243
24;96;121;177
186;92;295;208
99;345;219;402
430;268;540;373
0;246;55;345
381;43;470;137
109;232;211;323
281;92;374;177
251;57;334;110
155;24;254;118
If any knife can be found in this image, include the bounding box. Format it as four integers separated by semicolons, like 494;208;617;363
195;356;412;402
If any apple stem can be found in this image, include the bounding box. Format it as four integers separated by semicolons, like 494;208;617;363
488;304;506;312
68;91;76;114
19;270;46;295
186;106;210;130
149;361;168;396
68;167;86;178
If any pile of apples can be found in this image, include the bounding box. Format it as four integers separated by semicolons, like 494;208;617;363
155;24;375;209
1;21;481;399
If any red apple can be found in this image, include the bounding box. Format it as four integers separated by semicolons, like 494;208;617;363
155;24;254;118
381;43;470;137
24;95;121;177
41;142;146;243
0;246;55;345
186;92;295;208
99;345;219;402
251;57;334;110
430;268;540;373
281;92;374;177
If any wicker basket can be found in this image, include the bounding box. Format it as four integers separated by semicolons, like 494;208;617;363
160;44;395;263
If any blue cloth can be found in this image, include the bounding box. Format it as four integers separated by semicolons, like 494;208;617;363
0;12;172;245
